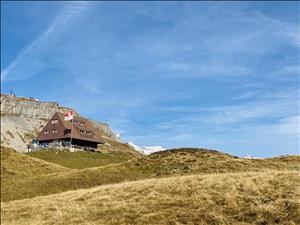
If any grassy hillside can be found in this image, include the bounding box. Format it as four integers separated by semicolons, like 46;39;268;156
2;170;299;225
1;147;71;202
127;148;300;174
26;149;133;169
1;147;69;179
2;148;299;202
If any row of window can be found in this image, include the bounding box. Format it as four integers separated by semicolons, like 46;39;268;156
73;120;85;126
80;130;94;136
51;119;85;127
51;119;58;124
44;129;93;136
44;129;58;134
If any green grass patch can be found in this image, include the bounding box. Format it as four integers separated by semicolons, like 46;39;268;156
26;149;133;169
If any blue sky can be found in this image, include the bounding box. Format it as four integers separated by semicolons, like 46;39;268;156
1;1;299;157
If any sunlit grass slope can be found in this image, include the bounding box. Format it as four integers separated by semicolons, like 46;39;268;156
2;147;299;202
1;147;71;202
2;171;299;225
26;149;132;169
26;139;142;169
127;148;300;174
1;147;69;178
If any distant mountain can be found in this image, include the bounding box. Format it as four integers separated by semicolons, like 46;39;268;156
127;141;166;155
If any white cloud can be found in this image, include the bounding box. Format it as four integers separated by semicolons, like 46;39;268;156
74;75;102;94
274;116;300;136
200;99;297;126
158;62;250;77
1;1;93;82
274;66;300;76
2;2;298;157
144;88;298;145
232;91;257;100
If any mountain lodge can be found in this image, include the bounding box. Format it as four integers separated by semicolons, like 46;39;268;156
36;112;105;150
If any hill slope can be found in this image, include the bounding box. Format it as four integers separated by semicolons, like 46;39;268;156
1;147;69;179
2;170;299;225
26;148;134;169
25;138;142;169
2;148;299;201
127;148;300;174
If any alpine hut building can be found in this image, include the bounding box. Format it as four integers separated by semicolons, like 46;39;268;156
36;112;105;150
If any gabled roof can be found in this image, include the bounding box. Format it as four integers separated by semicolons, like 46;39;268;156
37;112;105;144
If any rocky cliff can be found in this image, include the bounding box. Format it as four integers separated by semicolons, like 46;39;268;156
0;93;119;152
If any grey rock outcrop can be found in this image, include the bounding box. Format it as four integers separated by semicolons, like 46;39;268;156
1;94;76;119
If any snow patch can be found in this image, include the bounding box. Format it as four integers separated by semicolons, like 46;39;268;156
128;142;166;155
243;154;261;159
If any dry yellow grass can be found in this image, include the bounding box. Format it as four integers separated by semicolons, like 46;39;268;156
26;148;133;169
1;147;69;178
2;147;300;202
2;170;299;225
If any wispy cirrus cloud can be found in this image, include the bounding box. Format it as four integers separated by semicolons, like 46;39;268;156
158;62;250;77
274;65;300;76
1;2;299;157
74;74;102;95
125;87;299;156
1;1;92;81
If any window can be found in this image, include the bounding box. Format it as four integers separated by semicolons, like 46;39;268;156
80;122;85;126
52;129;58;134
44;130;49;134
80;130;84;134
64;129;71;135
86;131;92;136
51;119;58;124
